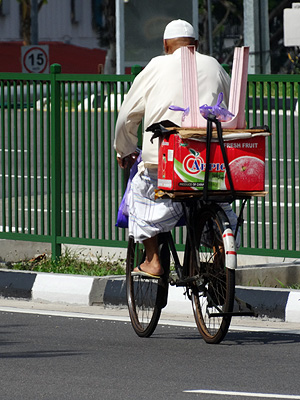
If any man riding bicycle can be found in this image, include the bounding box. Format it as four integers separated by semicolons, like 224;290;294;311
114;19;236;278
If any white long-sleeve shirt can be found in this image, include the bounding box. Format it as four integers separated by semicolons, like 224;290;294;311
114;47;231;170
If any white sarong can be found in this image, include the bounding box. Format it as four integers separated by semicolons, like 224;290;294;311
128;169;183;242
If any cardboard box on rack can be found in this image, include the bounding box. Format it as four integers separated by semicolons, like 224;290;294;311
157;134;266;192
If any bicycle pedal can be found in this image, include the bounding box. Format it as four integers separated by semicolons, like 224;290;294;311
168;272;180;286
168;277;185;287
173;277;196;287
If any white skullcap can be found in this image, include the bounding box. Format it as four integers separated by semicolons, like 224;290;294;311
163;19;195;40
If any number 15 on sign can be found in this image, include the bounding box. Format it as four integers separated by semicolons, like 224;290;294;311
21;45;49;74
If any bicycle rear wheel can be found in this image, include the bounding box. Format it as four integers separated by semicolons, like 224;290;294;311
126;234;170;337
189;204;236;344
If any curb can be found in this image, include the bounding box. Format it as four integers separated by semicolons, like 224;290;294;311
0;269;300;323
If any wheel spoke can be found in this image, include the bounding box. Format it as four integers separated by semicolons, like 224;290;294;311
126;236;169;337
189;205;235;344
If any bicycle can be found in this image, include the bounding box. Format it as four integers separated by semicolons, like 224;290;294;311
126;195;249;344
125;116;267;344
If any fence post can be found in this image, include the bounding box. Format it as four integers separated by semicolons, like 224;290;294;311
50;64;62;260
131;64;142;78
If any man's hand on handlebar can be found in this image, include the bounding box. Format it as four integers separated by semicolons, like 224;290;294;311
117;151;139;169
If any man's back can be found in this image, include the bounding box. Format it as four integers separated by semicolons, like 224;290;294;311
133;48;231;167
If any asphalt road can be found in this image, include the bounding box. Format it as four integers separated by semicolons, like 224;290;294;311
1;300;300;400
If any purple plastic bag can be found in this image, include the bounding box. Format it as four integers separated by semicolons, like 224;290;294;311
169;92;234;123
169;105;190;121
115;153;142;228
199;92;234;122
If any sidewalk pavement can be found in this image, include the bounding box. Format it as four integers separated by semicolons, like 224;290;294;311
0;268;300;323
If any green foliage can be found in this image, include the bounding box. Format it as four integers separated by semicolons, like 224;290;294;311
289;284;300;290
10;249;126;276
196;0;296;72
275;278;300;290
287;51;300;74
275;278;286;288
257;277;267;287
247;80;299;99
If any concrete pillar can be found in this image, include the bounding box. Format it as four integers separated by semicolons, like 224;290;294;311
244;0;271;74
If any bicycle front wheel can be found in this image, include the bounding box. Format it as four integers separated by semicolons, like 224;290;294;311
126;234;169;338
189;204;236;344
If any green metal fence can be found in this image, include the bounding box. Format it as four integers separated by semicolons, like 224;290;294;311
239;75;300;258
0;65;299;259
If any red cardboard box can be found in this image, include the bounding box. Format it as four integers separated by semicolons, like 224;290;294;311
157;134;266;191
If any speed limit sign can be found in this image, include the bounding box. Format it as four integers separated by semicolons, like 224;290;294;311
21;45;49;73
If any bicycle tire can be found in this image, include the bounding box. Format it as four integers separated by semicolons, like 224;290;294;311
126;234;170;337
189;204;236;344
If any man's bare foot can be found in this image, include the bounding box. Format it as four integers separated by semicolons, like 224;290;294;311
132;235;164;277
133;259;164;277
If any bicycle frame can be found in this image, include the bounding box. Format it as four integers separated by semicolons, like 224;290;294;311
125;116;264;342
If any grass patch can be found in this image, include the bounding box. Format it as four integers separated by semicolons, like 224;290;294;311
8;249;126;276
289;284;300;290
275;278;300;290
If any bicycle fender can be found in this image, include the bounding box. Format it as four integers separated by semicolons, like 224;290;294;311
222;228;237;270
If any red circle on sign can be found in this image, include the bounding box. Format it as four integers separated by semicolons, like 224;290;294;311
23;47;48;73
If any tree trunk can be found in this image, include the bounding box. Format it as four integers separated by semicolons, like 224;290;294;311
104;42;116;74
19;0;31;45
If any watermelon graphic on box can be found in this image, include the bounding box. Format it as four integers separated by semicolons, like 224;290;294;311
157;134;266;192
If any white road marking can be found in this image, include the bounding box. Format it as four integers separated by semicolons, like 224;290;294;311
0;306;300;335
183;389;300;399
0;306;195;328
0;306;130;322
